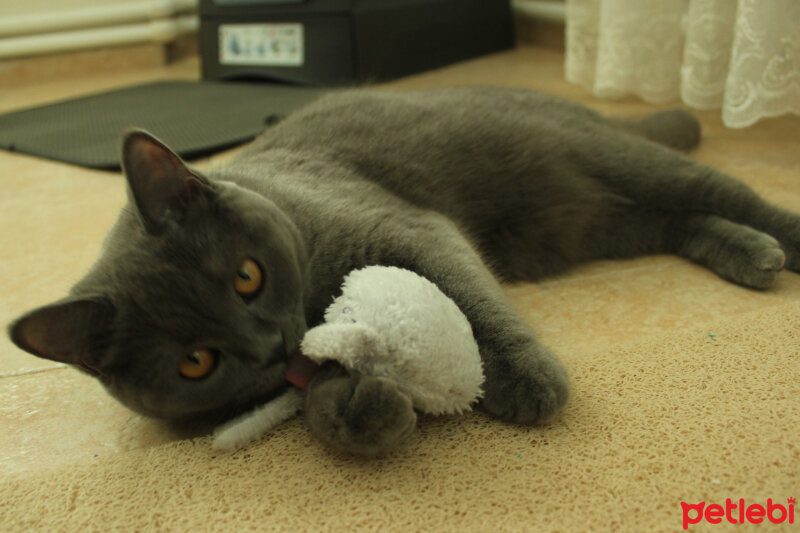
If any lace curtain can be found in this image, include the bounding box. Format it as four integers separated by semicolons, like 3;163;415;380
565;0;800;127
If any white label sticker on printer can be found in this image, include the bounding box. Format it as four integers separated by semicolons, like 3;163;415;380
219;23;304;67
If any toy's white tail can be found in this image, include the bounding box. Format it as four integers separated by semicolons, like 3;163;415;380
212;388;304;450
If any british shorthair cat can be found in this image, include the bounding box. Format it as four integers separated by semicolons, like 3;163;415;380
9;87;800;454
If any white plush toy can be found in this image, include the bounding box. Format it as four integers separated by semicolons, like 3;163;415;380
213;266;484;450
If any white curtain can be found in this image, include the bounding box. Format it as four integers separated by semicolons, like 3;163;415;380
565;0;800;128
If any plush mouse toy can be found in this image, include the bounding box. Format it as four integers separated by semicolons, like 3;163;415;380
213;266;484;450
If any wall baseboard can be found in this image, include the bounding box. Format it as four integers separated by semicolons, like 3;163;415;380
513;1;565;50
0;35;197;89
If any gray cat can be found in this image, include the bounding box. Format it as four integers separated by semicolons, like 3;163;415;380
9;87;799;455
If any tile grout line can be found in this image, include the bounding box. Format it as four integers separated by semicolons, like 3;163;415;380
0;365;66;379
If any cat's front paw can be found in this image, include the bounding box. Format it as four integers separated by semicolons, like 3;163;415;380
305;368;417;455
480;344;569;424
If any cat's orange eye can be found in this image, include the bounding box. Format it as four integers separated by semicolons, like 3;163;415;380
234;258;262;297
179;348;216;379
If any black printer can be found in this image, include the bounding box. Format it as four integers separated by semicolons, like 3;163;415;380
199;0;514;85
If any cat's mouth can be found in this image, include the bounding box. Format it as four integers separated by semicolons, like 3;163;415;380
217;385;295;422
279;303;308;357
127;384;295;438
102;357;292;424
114;387;289;425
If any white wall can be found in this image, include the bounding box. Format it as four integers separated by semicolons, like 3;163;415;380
513;0;566;23
0;0;136;18
0;0;198;59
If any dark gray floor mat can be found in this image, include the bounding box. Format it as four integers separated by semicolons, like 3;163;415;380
0;80;325;170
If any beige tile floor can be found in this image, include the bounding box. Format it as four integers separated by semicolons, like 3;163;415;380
2;45;799;476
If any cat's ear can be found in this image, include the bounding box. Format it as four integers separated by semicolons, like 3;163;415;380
121;130;210;234
8;298;115;375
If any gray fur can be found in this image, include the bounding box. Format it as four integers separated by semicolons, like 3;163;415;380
9;87;800;454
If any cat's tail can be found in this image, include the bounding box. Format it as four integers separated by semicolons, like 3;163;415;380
613;109;701;152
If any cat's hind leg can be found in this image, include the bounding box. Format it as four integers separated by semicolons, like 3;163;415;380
579;132;800;284
611;109;702;152
669;214;787;289
593;204;791;290
584;199;791;290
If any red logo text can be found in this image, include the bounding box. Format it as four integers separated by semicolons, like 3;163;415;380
681;498;795;529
